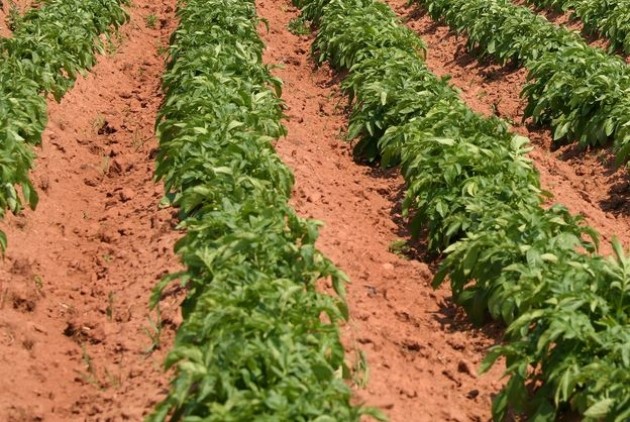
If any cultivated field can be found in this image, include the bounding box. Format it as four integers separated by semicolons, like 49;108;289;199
1;0;629;420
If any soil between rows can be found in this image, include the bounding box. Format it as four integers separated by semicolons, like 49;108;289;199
258;0;630;419
0;0;182;420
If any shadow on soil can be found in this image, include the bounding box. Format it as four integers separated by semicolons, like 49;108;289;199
357;162;505;344
556;143;630;216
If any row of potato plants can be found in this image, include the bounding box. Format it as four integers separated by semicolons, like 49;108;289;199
417;0;630;165
296;0;630;419
0;0;129;250
524;0;630;55
148;0;381;420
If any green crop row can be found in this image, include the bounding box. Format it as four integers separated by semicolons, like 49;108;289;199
525;0;630;55
296;0;630;419
0;0;129;250
416;0;630;165
148;0;381;420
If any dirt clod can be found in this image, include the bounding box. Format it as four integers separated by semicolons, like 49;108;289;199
119;188;135;202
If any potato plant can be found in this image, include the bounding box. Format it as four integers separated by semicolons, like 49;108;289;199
0;0;129;250
148;0;382;420
525;0;630;55
418;0;630;164
295;0;630;419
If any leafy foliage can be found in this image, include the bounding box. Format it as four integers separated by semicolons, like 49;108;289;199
418;0;630;164
149;0;381;420
0;0;129;250
313;0;425;70
296;0;630;419
525;0;630;55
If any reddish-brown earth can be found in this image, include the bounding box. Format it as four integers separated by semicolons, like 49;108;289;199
0;0;182;420
257;1;506;421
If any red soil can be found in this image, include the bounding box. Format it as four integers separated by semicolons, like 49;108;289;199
0;0;182;420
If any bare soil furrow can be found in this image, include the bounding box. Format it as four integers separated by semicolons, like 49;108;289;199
0;1;182;420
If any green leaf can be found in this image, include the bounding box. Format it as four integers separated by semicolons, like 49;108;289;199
0;231;7;253
584;398;614;418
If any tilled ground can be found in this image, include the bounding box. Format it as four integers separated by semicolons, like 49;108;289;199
0;0;182;420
